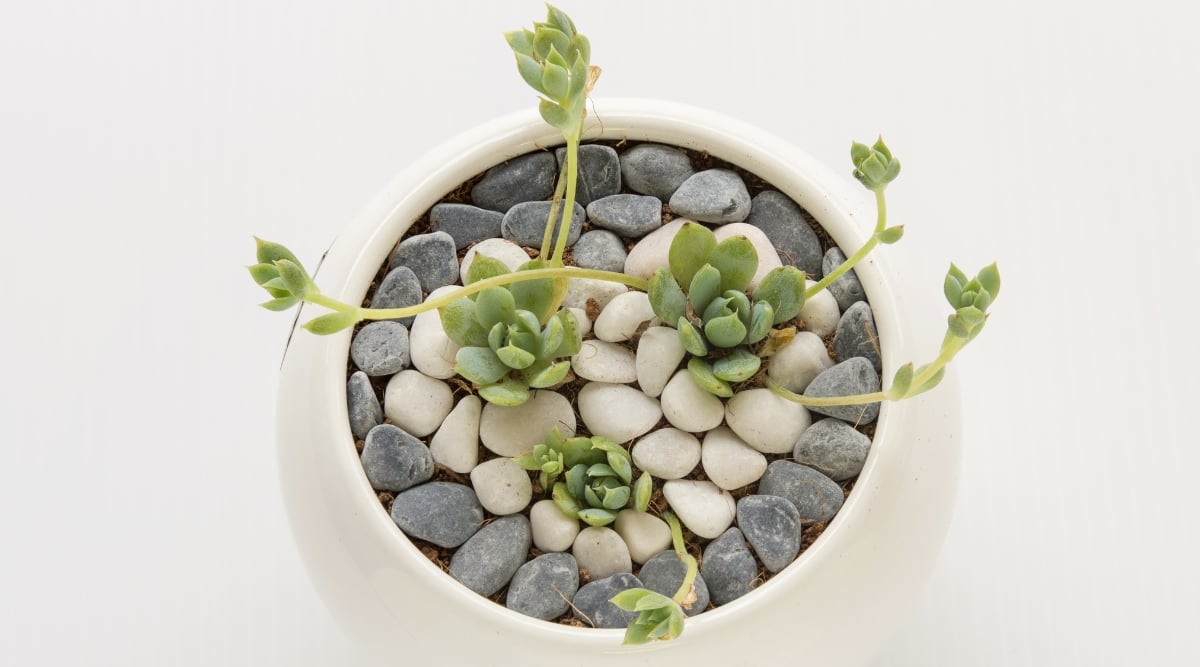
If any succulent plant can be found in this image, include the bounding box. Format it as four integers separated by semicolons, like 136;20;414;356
513;426;606;491
530;434;653;527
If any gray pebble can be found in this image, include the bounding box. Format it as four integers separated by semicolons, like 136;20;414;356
833;301;881;373
572;229;627;272
736;495;802;573
390;481;484;548
429;203;503;250
501;201;585;249
757;460;844;523
347;371;382;441
369;266;421;327
360;424;433;492
470;151;557;212
571;572;643;629
555;144;621;206
620;143;695;199
506;553;580;620
450;514;532;597
638;551;710;616
668;169;751;224
793;418;871;482
699;527;757;605
803;357;881;424
745;191;823;278
586;194;663;238
350;321;410;376
822;247;867;312
390;231;458;293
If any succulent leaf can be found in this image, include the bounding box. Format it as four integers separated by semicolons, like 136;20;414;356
711;347;761;382
686;357;733;397
524;359;570;388
474;286;516;332
747;301;774;344
687;264;722;316
478;376;530;406
301;309;358;334
707;236;758;293
648;268;687;324
455;346;511;384
677;318;708;356
704;312;747;348
465;253;509;286
669;222;717;288
754;265;806;323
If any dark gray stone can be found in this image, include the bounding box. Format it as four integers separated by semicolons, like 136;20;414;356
620;143;695;200
505;553;580;620
585;194;663;238
834;301;881;373
638;551;710;617
736;495;802;573
390;232;458;293
745;191;823;278
390;481;484;548
347;371;382;441
793;418;871;482
360;424;433;492
822;247;867;312
429;203;503;250
668;169;751;224
350;321;410;377
555;144;621;206
571;230;627;272
470;151;558;213
757;460;844;523
699;528;757;605
803;357;881;424
450;514;532;597
571;572;643;628
501;201;585;249
369;266;421;327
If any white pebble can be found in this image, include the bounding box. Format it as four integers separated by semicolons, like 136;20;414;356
800;279;840;337
662;480;736;539
571;340;637;383
383;370;453;437
459;238;529;284
630;428;701;480
614;510;672;564
724;388;812;454
636;326;686;397
713;223;784;290
623;218;689;280
409;285;462;379
660;370;725;433
469;457;533;516
578;382;662;443
593;291;656;342
428;395;481;473
573;526;633;579
530;499;580;553
479;390;576;457
766;331;835;393
701;426;768;490
562;276;627;312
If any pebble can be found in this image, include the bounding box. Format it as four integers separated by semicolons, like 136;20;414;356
409;285;462;379
834;301;882;373
501;201;585;249
620;143;695;199
359;424;433;492
530;499;581;552
505;553;580;621
428;395;481;474
736;495;802;573
724;388;812;455
369;266;421;327
571;229;627;273
556;144;622;206
765;331;835;393
638;551;710;617
350;321;410;377
389;481;484;548
572;573;643;629
347;371;382;441
799;279;841;337
470;151;557;212
586;194;663;238
561;276;627;312
479;390;576;457
822;247;867;312
573;526;633;580
635;326;687;398
577;382;662;443
803;357;881;424
390;231;458;293
469;457;532;516
630;428;701;480
757;460;844;523
459;238;531;284
449;514;532;596
593;291;656;343
793;418;871;481
712;223;784;290
622;218;688;281
662;480;736;539
744;191;824;278
700;527;757;605
669;169;751;224
429;203;503;250
383;370;454;437
660;370;725;433
571;339;637;384
613;510;672;565
701;426;768;490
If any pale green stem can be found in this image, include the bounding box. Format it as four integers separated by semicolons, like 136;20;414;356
306;292;356;314
663;511;699;606
538;164;569;261
550;128;581;266
805;188;887;301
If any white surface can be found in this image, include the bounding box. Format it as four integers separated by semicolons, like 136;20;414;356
0;1;1195;665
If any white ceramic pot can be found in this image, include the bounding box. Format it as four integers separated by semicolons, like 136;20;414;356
275;99;961;666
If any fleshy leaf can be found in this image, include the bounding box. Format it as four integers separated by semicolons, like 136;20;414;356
474;286;516;332
465;253;509;286
247;262;280;287
274;259;312;297
607;450;633;484
254;237;302;266
552;482;582;516
688;264;722;316
669;222;717;288
601;485;630;510
677;318;708;356
302;309;358;335
877;225;904;244
455;346;510;385
496;344;537;369
724;290;751;323
577;508;617;526
259;295;300;312
687;357;733;397
704;312;748;348
648;268;687;324
633;472;652;512
943;272;964;308
545;3;576;37
889;362;914;398
504;29;535;56
712;347;761;382
610;589;656;611
524;359;570;388
539;314;565;358
541;61;568;101
747;301;774;344
977;262;1001;300
708;236;757;293
440;298;489;347
514;52;544;93
478;376;531;406
551;309;582;357
754;265;806;323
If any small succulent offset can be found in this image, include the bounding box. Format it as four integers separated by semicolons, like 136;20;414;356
517;429;652;527
610;511;698;644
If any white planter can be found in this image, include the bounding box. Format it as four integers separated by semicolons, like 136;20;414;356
275;99;961;665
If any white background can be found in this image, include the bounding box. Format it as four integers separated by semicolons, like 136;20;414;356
2;1;1197;665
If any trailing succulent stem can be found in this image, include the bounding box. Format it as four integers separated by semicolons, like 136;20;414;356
516;431;652;527
610;511;698;644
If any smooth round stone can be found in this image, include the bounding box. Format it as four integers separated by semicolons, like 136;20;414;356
571;229;627;273
409;285;462;379
793;418;871;481
449;514;532;596
737;495;802;573
630;428;701;480
620;143;695;199
555;144;622;206
713;223;784;290
662;480;736;539
369;265;421;327
586;194;663;238
469;457;532;516
638;551;710;617
383;370;453;437
766;331;835;393
571;339;637;384
390;481;483;548
566;307;592;337
623;218;689;281
530;499;581;553
669;169;751;224
822;247;867;312
350;321;410;376
613;510;671;564
593;291;656;342
799;280;841;337
834;301;881;373
428;395;481;474
635;326;687;398
573;526;633;580
459;238;531;284
390;231;458;293
561;276;627;312
758;460;844;523
701;426;768;490
347;371;382;441
506;553;580;621
701;527;757;605
577;382;661;444
745;190;823;278
572;573;643;628
724;388;812;454
660;370;725;433
429;203;504;250
501;200;586;249
803;357;881;424
479;390;576;457
360;424;433;492
470;151;557;213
